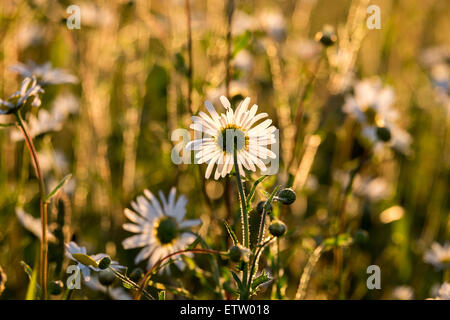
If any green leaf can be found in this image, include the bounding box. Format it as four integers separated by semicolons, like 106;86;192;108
21;261;41;300
246;175;268;209
232;31;251;58
231;271;244;292
251;271;272;291
224;220;239;246
46;174;72;202
71;253;99;268
265;185;280;210
187;236;201;250
158;290;166;300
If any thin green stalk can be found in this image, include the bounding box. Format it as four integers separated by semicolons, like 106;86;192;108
15;110;48;300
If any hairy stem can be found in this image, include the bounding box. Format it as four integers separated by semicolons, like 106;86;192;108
15;110;48;299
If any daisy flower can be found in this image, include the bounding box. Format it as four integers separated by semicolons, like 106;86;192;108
10;61;78;86
122;188;201;271
65;241;123;281
186;96;277;180
391;285;414;300
0;77;43;115
424;242;450;270
428;283;450;300
343;78;412;154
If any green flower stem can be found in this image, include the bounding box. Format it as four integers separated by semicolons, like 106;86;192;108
110;268;155;300
136;248;225;300
15;110;48;300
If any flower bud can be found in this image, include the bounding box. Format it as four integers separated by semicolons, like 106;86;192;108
315;25;337;47
98;269;116;286
269;220;287;237
98;256;112;270
353;229;369;245
48;280;64;295
228;246;242;263
376;126;391;142
130;267;144;282
277;188;296;205
256;201;273;214
228;245;251;263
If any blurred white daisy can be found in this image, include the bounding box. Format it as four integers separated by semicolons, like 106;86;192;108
15;208;56;243
10;92;79;141
424;242;450;270
65;241;124;281
258;10;286;42
343;78;412;154
122;188;201;271
391;285;414;300
84;276;132;300
0;77;43;115
428;283;450;300
186;96;277;180
10;61;78;86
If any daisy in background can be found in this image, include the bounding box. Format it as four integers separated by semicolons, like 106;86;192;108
186;96;277;180
424;242;450;270
65;241;124;281
343;78;412;155
10;61;78;86
0;77;43;115
427;283;450;300
391;285;414;300
122;188;201;271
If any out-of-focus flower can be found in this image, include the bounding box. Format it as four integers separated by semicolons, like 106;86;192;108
0;265;6;296
379;206;405;224
15;208;56;243
288;38;322;61
122;188;201;271
353;175;392;202
427;283;450;300
10;93;79;141
84;276;132;300
186;96;277;179
391;285;414;300
233;50;254;73
65;242;124;281
424;242;450;270
10;62;78;86
258;10;286;42
343;78;412;154
0;77;43;115
232;11;257;35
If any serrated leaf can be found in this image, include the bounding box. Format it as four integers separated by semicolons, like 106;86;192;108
251;271;272;291
231;271;244;292
224;220;239;246
246;175;268;209
187;236;201;250
46;174;72;202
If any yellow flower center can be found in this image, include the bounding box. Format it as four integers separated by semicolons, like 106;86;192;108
216;124;249;154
